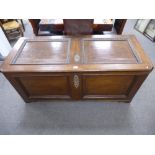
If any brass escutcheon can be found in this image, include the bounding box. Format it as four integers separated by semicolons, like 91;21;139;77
73;75;79;88
74;54;80;62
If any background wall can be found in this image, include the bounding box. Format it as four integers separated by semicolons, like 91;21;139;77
0;27;11;57
122;19;155;62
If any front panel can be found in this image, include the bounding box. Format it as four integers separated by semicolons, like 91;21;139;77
6;73;72;102
82;73;137;100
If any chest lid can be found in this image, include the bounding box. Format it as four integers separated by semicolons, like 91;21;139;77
1;35;153;72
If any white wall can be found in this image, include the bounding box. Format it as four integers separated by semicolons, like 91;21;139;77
122;19;155;61
0;27;11;57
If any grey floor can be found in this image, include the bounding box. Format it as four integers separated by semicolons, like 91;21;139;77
0;20;155;134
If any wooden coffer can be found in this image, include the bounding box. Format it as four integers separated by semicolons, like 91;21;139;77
1;35;153;102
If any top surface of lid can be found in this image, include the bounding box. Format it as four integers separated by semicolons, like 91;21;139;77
1;35;153;72
12;37;140;65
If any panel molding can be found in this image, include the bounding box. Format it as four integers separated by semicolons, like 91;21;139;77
82;73;136;99
11;38;71;65
81;37;142;64
11;74;72;101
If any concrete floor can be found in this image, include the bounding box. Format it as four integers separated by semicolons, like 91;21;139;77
0;20;155;134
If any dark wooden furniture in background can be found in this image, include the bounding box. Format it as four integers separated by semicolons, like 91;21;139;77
93;19;113;34
63;19;94;35
1;35;153;103
30;19;113;36
39;19;64;35
114;19;127;34
20;20;25;31
29;19;41;35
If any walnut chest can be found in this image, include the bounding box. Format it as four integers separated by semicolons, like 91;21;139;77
1;35;153;102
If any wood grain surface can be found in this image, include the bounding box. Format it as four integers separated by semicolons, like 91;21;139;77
1;35;153;102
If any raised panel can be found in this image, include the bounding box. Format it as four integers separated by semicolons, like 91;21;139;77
12;39;70;65
15;75;71;99
82;74;136;99
82;38;141;64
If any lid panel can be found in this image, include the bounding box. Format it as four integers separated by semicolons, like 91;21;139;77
3;35;152;73
82;38;141;64
12;39;70;65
